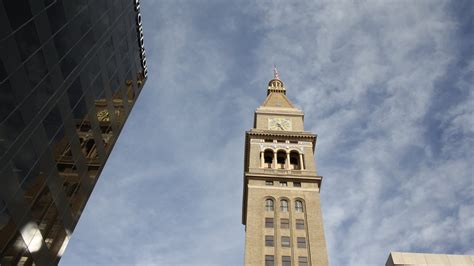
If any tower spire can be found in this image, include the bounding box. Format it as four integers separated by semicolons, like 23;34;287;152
273;64;280;80
267;65;285;95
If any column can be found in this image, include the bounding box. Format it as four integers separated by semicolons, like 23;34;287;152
273;151;277;169
260;151;264;168
286;152;290;169
299;153;304;170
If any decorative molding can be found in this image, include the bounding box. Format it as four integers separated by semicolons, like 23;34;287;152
248;185;319;192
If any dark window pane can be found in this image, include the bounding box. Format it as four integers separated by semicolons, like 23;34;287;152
43;106;63;141
14;21;41;62
297;237;306;248
265;235;274;247
298;256;308;266
282;256;291;266
265;218;273;228
0;80;16;123
72;98;88;122
281;236;290;247
67;77;84;109
54;23;76;60
12;140;39;185
60;54;77;79
44;0;55;7
4;0;33;30
281;218;289;229
265;255;274;266
296;219;305;230
46;1;67;34
24;49;48;89
0;110;26;155
25;75;55;115
91;75;105;99
0;60;7;83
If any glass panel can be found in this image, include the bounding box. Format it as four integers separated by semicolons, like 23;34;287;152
282;256;291;266
67;77;84;110
0;232;34;265
4;0;33;31
13;140;39;188
46;0;67;35
298;256;308;266
280;219;289;229
265;235;273;247
265;218;273;228
0;79;16;125
24;49;48;90
0;109;26;156
265;255;274;266
14;20;41;62
296;219;305;230
0;203;16;255
43;106;63;143
297;237;306;248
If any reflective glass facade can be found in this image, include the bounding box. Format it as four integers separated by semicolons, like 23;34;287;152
0;0;148;264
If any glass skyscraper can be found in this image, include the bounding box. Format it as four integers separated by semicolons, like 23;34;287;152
0;0;148;264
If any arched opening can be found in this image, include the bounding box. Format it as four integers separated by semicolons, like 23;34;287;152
265;199;274;211
295;200;304;212
276;150;286;169
289;151;300;170
280;199;289;212
263;150;274;168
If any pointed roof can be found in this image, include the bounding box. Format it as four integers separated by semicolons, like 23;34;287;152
258;67;298;110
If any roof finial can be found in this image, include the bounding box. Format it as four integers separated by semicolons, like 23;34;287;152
273;64;280;80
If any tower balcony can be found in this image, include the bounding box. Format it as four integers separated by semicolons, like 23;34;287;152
247;167;319;179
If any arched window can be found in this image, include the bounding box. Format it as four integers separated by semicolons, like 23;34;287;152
265;199;274;211
264;150;273;168
277;151;286;169
289;151;300;170
280;199;289;212
295;200;304;212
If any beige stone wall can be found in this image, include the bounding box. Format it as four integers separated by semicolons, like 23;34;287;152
255;113;304;131
244;179;328;266
386;252;474;266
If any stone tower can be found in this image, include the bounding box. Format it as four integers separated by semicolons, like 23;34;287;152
242;69;328;266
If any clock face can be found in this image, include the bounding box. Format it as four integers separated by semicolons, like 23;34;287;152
268;118;292;131
97;110;110;122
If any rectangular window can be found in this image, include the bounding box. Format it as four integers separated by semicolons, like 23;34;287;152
280;181;287;187
298;256;308;266
265;235;274;247
265;139;273;143
297;237;306;248
265;218;274;228
266;181;273;186
281;236;290;247
293;182;301;187
282;256;291;266
296;219;305;230
280;218;289;229
265;255;275;266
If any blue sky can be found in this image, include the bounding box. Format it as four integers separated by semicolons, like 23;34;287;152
61;0;473;265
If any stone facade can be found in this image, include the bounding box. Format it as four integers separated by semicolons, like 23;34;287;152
386;252;474;266
242;76;328;265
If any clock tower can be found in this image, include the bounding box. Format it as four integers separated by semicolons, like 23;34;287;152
242;69;328;265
